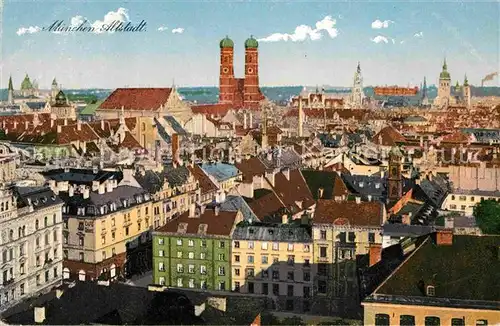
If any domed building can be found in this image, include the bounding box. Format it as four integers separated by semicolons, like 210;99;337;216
433;59;471;109
218;35;265;109
46;89;77;119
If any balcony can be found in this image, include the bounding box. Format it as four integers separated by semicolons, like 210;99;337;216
2;278;15;286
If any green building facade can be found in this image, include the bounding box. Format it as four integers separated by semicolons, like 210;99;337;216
153;232;232;291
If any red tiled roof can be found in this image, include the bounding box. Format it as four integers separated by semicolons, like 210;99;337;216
120;131;142;149
441;131;471;143
314;199;384;227
57;123;100;144
235;157;267;182
99;88;172;111
270;169;316;212
191;104;232;117
157;209;239;236
372;125;407;146
247;191;285;220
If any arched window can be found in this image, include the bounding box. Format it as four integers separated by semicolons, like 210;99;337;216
35;220;39;230
18;227;22;238
44;216;48;227
9;229;14;240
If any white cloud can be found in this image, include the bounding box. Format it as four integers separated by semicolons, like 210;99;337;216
371;19;394;29
157;26;168;32
414;31;423;38
258;16;338;43
91;7;130;34
171;27;184;34
400;40;405;44
16;26;41;36
371;35;394;44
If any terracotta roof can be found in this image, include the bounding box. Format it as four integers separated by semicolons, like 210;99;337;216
270;169;315;212
99;88;172;111
372;125;407;146
302;170;350;200
235;157;267;182
441;131;471;143
120;131;142;149
57;123;100;145
156;209;239;237
191;103;232;117
246;191;285;222
313;199;384;227
187;164;218;195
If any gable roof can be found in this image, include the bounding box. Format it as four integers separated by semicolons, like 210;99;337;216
302;169;350;199
187;164;218;195
314;199;384;227
372;125;406;146
99;88;173;111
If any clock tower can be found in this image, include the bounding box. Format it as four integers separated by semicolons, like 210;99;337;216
388;146;403;201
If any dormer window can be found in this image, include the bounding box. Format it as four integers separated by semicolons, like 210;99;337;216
77;207;85;216
426;285;435;296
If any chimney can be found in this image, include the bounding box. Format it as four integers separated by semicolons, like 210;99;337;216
106;181;113;193
13;121;17;129
77;120;82;131
283;168;290;181
57;125;62;133
101;119;105;130
249;112;253;128
68;185;74;197
367;195;372;202
214;205;220;216
189;203;196;218
34;306;46;324
98;184;105;195
64;118;68;126
83;187;90;199
318;187;324;199
282;214;288;224
355;196;361;204
243;113;247;129
435;229;453;246
369;243;382;267
380;170;385;178
50;118;54;128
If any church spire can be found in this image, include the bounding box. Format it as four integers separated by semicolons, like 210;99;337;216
357;61;361;73
443;57;447;71
8;76;13;91
464;74;469;87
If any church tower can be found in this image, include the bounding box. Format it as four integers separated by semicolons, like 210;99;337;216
219;36;235;104
421;76;429;106
463;74;471;109
51;78;59;99
243;35;260;109
387;146;403;201
350;62;364;108
437;58;451;107
7;76;14;105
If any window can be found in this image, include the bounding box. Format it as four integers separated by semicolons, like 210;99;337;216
426;285;435;296
79;252;84;262
339;232;346;243
369;232;375;243
286;300;294;311
219;281;225;291
177;251;182;258
247;255;254;264
44;216;48;227
287;271;294;281
63;250;68;259
188;279;195;288
200;240;207;247
234;255;240;262
459;196;466;201
287;284;294;296
272;242;279;250
261;242;268;250
111;232;115;241
375;314;390;326
234;241;240;248
470;196;475;202
53;267;58;278
36;236;40;248
218;253;225;261
261;256;268;264
424;317;440;326
303;271;310;282
262;283;269;295
159;277;165;285
219;241;225;248
158;238;164;245
53;230;58;242
248;282;254;293
102;251;106;260
35;220;39;230
272;284;279;296
234;281;240;292
476;320;488;326
320;246;327;258
234;268;240;276
218;266;225;276
287;255;295;265
177;264;183;273
200;280;207;289
20;283;25;295
177;239;182;246
272;270;279;280
36;255;40;266
303;286;310;298
287;243;294;251
188;252;194;259
177;278;183;287
20;263;25;275
79;237;84;246
248;241;254;249
158;250;164;257
303;244;310;252
188;240;194;247
112;248;115;256
318;280;326;293
400;315;416;326
348;232;356;242
101;236;106;245
200;252;206;259
45;270;50;282
200;265;207;274
450;204;457;209
320;230;327;239
451;319;465;326
188;265;195;273
125;227;129;236
158;262;165;271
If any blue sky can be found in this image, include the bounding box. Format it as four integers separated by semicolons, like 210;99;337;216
2;0;499;89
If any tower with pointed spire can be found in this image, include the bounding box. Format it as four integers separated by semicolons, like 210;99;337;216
421;76;429;106
349;62;364;108
463;74;471;109
7;76;14;105
51;77;59;99
435;58;451;108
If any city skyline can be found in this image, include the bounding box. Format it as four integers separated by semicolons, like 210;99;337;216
2;1;499;89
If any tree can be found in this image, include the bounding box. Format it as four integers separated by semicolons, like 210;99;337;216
474;199;500;234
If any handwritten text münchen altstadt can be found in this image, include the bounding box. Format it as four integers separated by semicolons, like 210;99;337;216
44;20;147;33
